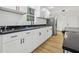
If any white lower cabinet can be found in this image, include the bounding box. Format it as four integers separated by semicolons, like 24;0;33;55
21;29;44;53
2;32;25;53
46;27;52;38
22;30;35;53
39;27;52;44
0;26;52;53
32;27;51;49
30;29;39;51
34;29;42;48
39;28;47;44
3;39;24;53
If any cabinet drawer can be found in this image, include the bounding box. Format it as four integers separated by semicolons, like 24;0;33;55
2;39;23;53
2;33;19;43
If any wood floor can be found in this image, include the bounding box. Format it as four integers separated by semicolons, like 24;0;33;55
33;32;64;53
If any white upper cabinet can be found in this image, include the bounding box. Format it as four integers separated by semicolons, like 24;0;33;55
34;6;46;18
2;6;16;10
0;6;29;26
34;6;51;19
34;6;50;18
34;6;41;17
0;6;26;15
0;6;51;26
19;6;35;14
19;6;27;13
33;6;47;25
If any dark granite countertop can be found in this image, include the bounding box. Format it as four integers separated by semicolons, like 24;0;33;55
63;27;79;32
0;25;52;35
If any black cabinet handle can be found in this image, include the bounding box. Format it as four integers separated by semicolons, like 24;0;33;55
20;39;22;44
11;35;17;38
23;38;24;43
39;32;41;36
47;30;48;32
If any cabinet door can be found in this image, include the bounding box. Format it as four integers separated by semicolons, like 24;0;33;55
23;29;45;52
3;40;24;53
19;6;27;13
33;29;42;49
2;32;24;53
22;30;34;53
34;28;47;47
35;6;41;17
39;28;47;43
24;29;43;52
46;27;52;38
2;6;16;10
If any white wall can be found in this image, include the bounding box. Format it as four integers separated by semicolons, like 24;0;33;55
57;11;79;31
51;6;79;31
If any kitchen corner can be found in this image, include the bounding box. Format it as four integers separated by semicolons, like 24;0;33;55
0;6;54;53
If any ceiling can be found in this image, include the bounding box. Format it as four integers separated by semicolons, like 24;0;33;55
50;6;79;13
49;6;79;16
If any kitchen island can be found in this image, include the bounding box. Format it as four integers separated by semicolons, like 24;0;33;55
63;27;79;53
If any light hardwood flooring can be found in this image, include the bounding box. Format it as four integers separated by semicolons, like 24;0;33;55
33;32;64;53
